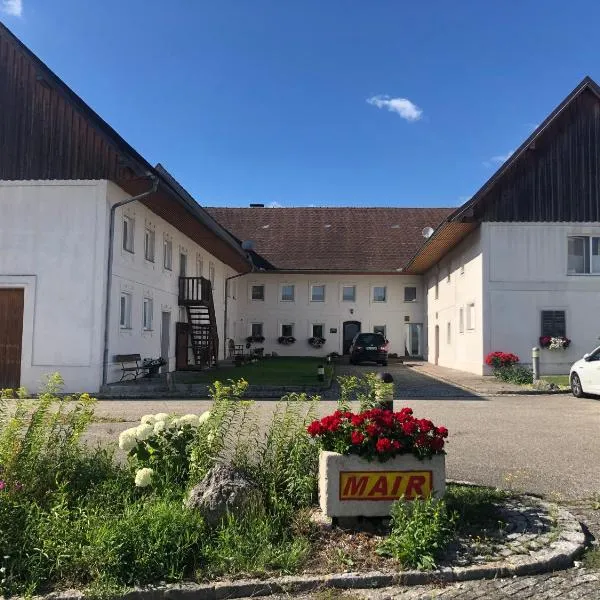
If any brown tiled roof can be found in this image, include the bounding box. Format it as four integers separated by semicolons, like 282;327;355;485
206;207;455;272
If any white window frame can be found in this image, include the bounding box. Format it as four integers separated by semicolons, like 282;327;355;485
251;284;265;301
123;216;134;253
251;322;264;338
280;284;295;302
209;262;215;287
310;284;326;303
143;297;153;331
163;238;173;271
196;255;204;278
459;307;464;333
372;286;387;303
311;323;325;338
120;292;132;329
341;284;356;302
179;251;187;277
280;323;295;337
144;228;155;262
466;302;476;331
567;235;600;275
373;325;386;338
404;286;417;302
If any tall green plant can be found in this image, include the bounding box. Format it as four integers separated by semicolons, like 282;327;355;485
337;373;392;411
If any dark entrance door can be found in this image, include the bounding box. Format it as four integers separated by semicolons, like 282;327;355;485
0;289;24;388
343;321;361;354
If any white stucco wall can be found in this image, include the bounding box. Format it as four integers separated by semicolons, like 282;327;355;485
425;229;485;374
233;273;425;357
106;182;241;384
486;222;600;375
0;181;109;393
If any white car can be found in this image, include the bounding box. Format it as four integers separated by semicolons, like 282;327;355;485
570;346;600;397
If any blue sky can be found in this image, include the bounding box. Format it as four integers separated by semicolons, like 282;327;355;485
2;1;599;208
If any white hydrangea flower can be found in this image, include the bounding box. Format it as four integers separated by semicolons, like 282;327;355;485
135;423;155;441
207;430;215;445
118;428;138;451
134;467;154;488
198;411;211;425
140;414;156;425
154;412;170;423
178;414;200;427
153;420;166;434
170;417;180;428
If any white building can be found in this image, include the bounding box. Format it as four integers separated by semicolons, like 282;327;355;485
2;22;600;390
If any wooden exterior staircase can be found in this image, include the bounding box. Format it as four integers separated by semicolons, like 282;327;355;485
176;277;219;370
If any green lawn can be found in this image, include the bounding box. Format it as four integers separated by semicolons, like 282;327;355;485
174;357;332;386
542;375;570;387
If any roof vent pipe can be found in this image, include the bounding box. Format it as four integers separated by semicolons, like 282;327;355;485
249;203;265;207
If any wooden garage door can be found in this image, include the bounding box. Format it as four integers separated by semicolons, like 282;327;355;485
0;289;24;389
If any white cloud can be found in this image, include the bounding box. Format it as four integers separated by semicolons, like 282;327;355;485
367;95;423;122
267;201;283;208
1;0;23;16
483;150;514;168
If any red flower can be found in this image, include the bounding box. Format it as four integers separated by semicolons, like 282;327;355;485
394;407;413;423
418;419;434;433
306;421;322;436
436;426;448;438
376;437;392;453
402;419;418;435
430;436;445;451
366;423;381;437
351;414;365;427
351;430;365;445
391;440;402;451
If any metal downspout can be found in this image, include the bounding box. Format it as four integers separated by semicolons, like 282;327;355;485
223;270;253;360
101;176;159;387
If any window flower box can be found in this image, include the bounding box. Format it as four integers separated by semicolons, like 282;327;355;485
539;336;571;350
308;336;326;348
307;408;447;517
277;336;296;345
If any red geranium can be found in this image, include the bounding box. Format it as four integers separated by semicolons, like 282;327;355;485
306;406;448;462
485;351;520;369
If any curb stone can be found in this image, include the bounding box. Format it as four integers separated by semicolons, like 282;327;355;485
30;500;585;600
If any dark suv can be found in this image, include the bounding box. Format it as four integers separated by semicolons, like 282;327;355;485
349;333;388;366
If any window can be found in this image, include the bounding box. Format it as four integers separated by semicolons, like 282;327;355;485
373;325;386;338
373;286;387;302
251;285;265;301
342;285;356;302
404;287;417;302
466;303;476;330
281;323;294;337
196;255;204;277
163;239;172;270
311;284;325;302
179;253;187;277
251;322;263;337
143;298;153;330
119;293;132;329
459;307;464;333
541;310;566;338
567;235;600;274
123;216;134;252
209;262;215;287
447;321;451;344
281;284;295;302
144;228;155;262
312;323;324;338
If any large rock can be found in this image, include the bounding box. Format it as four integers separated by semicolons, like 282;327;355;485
185;464;261;526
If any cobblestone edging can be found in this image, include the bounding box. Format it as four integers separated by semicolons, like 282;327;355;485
41;499;585;600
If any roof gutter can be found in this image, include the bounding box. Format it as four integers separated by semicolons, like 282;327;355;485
101;175;159;387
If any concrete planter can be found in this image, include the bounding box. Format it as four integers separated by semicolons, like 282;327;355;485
318;450;446;517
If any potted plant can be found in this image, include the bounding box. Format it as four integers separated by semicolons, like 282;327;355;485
539;336;571;350
308;336;326;349
277;336;296;345
307;407;447;517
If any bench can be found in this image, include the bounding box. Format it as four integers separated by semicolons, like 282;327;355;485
114;354;149;382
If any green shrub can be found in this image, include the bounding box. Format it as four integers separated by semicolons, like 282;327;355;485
376;497;456;570
493;365;533;385
337;373;392;411
201;504;309;578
